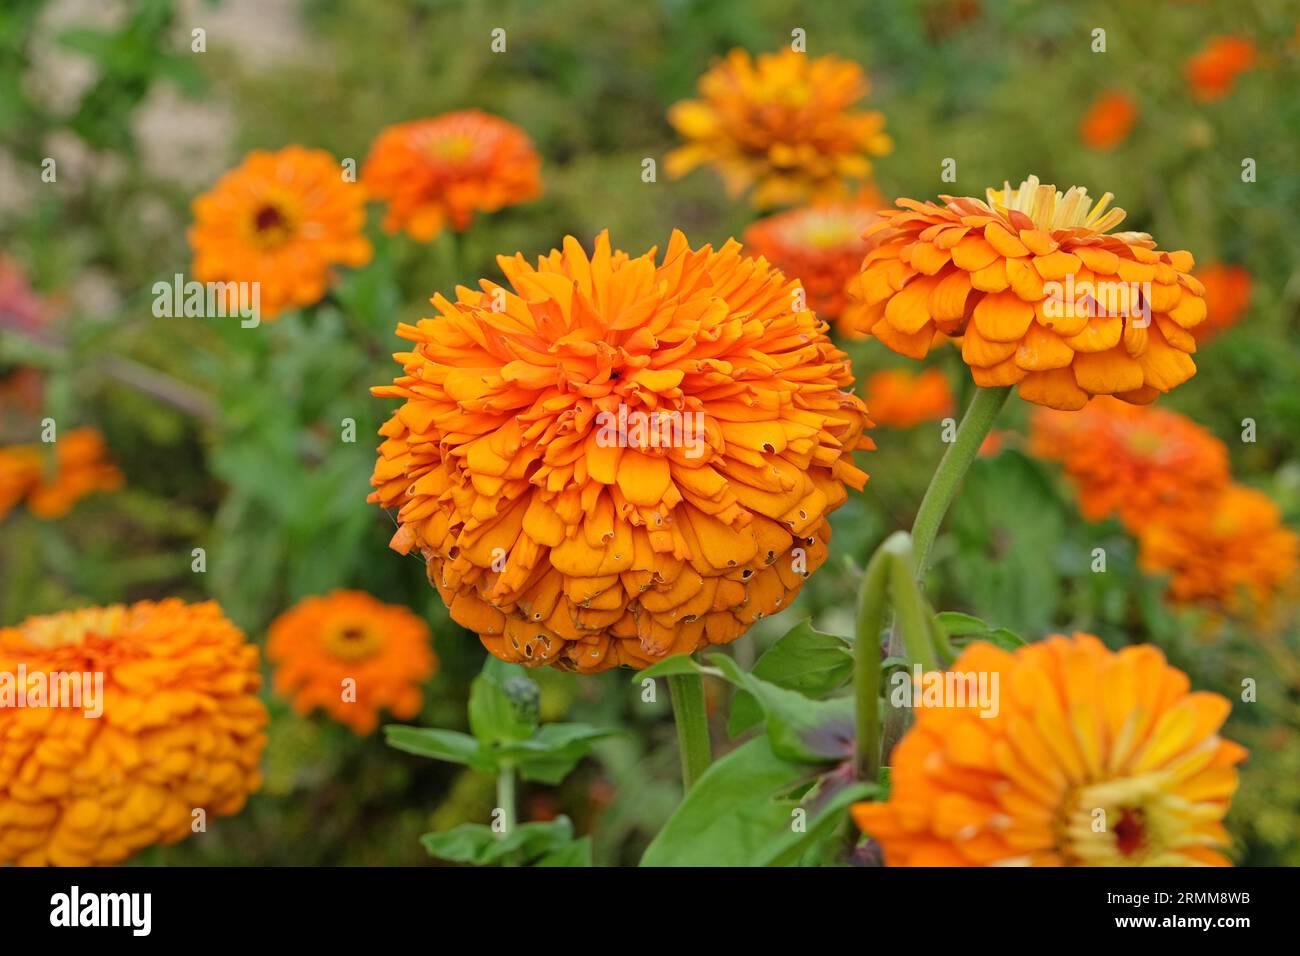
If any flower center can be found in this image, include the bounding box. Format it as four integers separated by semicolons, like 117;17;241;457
429;134;476;163
984;175;1127;234
251;202;293;246
1058;773;1196;865
322;620;383;661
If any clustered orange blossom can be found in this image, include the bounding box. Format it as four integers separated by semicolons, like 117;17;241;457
1193;263;1251;341
267;590;437;734
854;633;1247;866
1185;36;1257;102
0;428;122;521
1079;91;1138;151
0;600;267;866
667;49;891;209
848;176;1207;410
862;368;955;429
370;230;872;672
362;110;543;242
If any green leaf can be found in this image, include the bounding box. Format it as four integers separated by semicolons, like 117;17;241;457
636;653;709;680
421;818;575;866
935;611;1027;651
500;723;622;784
468;664;537;745
383;726;485;768
729;621;853;735
534;836;593;867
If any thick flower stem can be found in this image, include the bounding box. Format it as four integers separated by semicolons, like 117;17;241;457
909;385;1012;578
852;538;894;781
668;672;712;791
497;764;516;837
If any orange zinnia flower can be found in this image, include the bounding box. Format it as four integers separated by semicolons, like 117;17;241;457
267;590;436;734
1137;484;1299;617
862;368;954;428
847;176;1207;410
0;427;123;521
0;600;267;866
370;230;873;673
666;49;892;209
742;195;883;325
853;633;1247;866
1079;92;1138;151
1192;263;1251;340
1030;397;1229;527
1185;36;1257;102
361;110;543;242
189;146;371;321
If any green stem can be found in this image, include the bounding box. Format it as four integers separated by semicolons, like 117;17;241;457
910;385;1011;579
496;764;516;838
888;543;937;672
668;672;712;791
852;541;892;781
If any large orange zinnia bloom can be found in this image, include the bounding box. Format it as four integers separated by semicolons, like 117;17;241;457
666;49;892;209
189;146;372;321
1192;263;1251;341
1185;36;1257;102
0;427;123;521
742;195;882;325
862;368;954;429
267;590;436;734
853;633;1247;866
1030;397;1229;528
370;230;873;673
847;176;1207;410
361;110;543;242
1137;484;1298;617
0;600;267;866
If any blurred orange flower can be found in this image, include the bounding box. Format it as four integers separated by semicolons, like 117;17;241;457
667;49;891;209
370;230;872;672
1030;397;1229;527
1079;92;1138;150
862;368;954;428
0;600;267;866
1185;36;1257;102
853;633;1247;866
1193;263;1251;340
742;194;883;325
189;146;371;320
362;110;542;242
268;590;436;734
847;176;1207;410
1137;484;1298;617
0;427;122;521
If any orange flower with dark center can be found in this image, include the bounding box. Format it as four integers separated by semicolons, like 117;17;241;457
1030;397;1229;527
743;196;882;325
370;230;873;673
853;633;1247;866
847;176;1207;410
0;427;123;521
267;590;436;734
1079;92;1138;151
0;600;267;866
362;110;543;241
189;146;372;320
667;49;892;209
862;368;954;428
1185;36;1257;102
1193;263;1251;340
1137;484;1298;617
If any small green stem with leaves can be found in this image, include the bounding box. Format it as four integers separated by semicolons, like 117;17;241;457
668;672;712;791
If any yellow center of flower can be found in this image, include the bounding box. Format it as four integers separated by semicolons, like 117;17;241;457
322;620;384;661
985;175;1127;234
429;134;476;163
1057;773;1196;866
249;201;295;248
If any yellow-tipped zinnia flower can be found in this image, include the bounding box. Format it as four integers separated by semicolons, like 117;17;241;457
666;49;892;209
853;633;1247;866
847;176;1207;409
370;230;873;672
267;590;437;734
0;600;267;866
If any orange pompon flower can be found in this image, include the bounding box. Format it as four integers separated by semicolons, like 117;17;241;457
361;110;543;242
743;195;883;325
369;230;873;673
0;600;267;866
1192;263;1251;341
847;176;1207;410
862;368;954;428
666;49;892;209
1185;36;1257;102
853;633;1247;866
0;427;123;521
1079;91;1138;151
267;590;436;734
1030;397;1229;527
1136;484;1299;617
189;146;372;321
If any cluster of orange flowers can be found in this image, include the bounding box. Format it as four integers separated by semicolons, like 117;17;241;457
1032;397;1297;617
861;368;954;429
188;110;542;321
0;428;123;521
